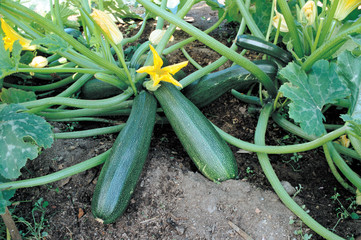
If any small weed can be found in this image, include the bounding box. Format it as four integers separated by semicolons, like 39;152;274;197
330;188;359;232
64;121;79;132
292;184;303;198
245;166;254;175
283;153;303;172
15;198;50;240
289;217;313;240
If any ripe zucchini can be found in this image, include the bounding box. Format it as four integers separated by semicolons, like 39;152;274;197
236;35;293;64
154;83;238;182
91;90;157;224
184;60;278;108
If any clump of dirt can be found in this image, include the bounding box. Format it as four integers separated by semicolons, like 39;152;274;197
5;2;361;240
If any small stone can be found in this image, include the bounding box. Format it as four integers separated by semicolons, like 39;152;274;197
281;181;297;196
176;226;185;235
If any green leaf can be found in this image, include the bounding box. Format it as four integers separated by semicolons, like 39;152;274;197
251;0;272;35
0;88;37;104
225;0;242;23
0;104;54;179
279;60;350;136
0;175;15;215
31;34;69;53
0;38;21;79
337;51;361;147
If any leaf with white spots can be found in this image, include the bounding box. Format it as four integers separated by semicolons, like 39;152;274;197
279;60;350;136
0;104;54;179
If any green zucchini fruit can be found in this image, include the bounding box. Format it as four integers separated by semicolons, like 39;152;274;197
81;78;123;99
154;83;238;182
91;90;157;224
184;60;278;108
236;35;293;64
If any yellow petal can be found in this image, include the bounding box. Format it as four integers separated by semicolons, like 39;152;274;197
149;44;163;69
158;73;182;87
136;65;155;74
1;18;36;51
91;9;123;44
163;61;188;75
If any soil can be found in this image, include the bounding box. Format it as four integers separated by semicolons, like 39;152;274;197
5;2;361;240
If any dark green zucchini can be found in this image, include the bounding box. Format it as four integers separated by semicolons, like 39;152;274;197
81;78;123;99
154;83;238;182
184;60;278;108
236;35;293;64
91;91;157;224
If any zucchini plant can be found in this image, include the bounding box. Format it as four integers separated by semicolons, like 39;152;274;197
0;0;360;239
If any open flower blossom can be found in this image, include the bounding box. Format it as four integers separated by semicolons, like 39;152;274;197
29;56;48;68
149;29;174;45
272;7;289;32
333;0;361;21
90;9;123;44
136;45;188;89
301;1;317;25
1;18;36;51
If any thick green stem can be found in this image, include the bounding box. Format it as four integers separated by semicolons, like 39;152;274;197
272;112;361;161
180;7;248;87
181;47;202;70
328;142;361;190
121;13;149;45
323;144;355;193
20;88;133;110
54;124;125;139
1;1;127;79
137;0;277;97
317;0;339;47
4;74;80;92
214;124;346;154
163;9;228;55
255;103;344;240
303;21;361;71
235;0;263;38
38;101;133;120
277;0;304;58
0;150;111;191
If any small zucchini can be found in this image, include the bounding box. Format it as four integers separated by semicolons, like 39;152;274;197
91;90;157;224
80;78;123;99
236;34;293;64
184;60;278;108
154;83;238;182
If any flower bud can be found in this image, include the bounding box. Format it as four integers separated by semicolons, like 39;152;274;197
29;56;48;68
301;1;317;25
272;9;289;32
149;29;174;45
91;9;123;44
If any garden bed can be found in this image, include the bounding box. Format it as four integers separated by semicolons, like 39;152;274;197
3;2;361;240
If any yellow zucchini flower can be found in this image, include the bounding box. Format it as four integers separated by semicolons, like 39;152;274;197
136;45;188;89
91;9;123;44
1;18;36;51
333;0;361;21
272;8;289;32
301;1;317;25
